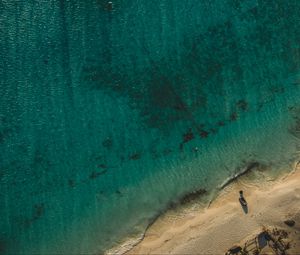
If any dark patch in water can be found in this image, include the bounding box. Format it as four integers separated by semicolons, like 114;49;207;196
179;143;184;151
236;99;248;111
89;170;107;179
33;204;45;220
244;162;260;172
150;82;179;108
288;106;296;111
20;204;45;228
102;137;113;148
129;153;141;160
80;0;300;139
150;149;159;159
230;112;238;121
270;86;285;94
289;118;300;138
82;57;206;133
97;163;107;169
180;129;195;150
199;129;209;138
68;179;76;188
183;129;194;143
176;188;207;206
31;150;52;174
0;128;12;143
0;131;5;144
217;120;225;127
288;106;300;138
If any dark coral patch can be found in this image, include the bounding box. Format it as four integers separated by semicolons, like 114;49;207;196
97;163;107;169
236;99;248;111
68;179;76;188
183;129;194;143
116;190;122;195
0;128;12;144
199;130;209;138
230;112;238;121
217;120;225;126
33;204;45;220
89;170;107;179
129;153;141;160
179;143;184;151
173;101;187;111
102;137;113;148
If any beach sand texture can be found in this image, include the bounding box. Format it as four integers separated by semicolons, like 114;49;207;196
125;162;300;255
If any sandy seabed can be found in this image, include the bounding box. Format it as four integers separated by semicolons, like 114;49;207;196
122;162;300;255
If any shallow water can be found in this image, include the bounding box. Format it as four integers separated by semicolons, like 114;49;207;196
1;0;300;254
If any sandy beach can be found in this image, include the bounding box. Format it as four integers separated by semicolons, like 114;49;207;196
124;162;300;255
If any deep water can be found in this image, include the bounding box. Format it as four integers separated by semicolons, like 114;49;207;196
1;0;300;254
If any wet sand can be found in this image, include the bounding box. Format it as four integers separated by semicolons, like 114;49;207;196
124;162;300;255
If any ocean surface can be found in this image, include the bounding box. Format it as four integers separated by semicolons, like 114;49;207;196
1;0;300;254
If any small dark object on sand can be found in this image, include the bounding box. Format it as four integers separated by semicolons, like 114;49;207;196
239;197;247;206
239;190;247;206
226;245;242;255
284;219;295;227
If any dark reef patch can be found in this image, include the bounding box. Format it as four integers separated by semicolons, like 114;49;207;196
68;179;76;188
115;190;122;196
236;99;248;111
0;128;11;143
288;105;300;138
102;137;113;148
97;163;107;169
89;170;107;179
33;204;45;220
20;204;46;228
129;153;141;160
230;112;238;121
199;129;209;138
182;129;194;143
217;120;225;127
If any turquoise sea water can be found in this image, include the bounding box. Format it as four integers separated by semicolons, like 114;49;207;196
1;0;300;254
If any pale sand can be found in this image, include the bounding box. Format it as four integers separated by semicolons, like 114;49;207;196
125;162;300;255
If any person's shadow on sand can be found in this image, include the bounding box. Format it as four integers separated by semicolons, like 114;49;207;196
239;190;248;214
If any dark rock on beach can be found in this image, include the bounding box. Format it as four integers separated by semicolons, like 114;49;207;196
284;219;295;227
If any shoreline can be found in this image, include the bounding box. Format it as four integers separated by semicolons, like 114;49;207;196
107;160;300;255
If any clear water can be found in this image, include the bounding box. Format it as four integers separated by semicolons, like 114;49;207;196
1;0;300;254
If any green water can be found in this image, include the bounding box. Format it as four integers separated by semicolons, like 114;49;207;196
1;0;300;254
